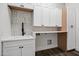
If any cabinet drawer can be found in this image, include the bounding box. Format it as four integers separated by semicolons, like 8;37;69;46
22;40;35;46
3;39;35;48
3;40;22;48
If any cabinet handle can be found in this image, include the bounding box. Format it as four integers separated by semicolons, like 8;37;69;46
19;46;23;48
71;25;73;28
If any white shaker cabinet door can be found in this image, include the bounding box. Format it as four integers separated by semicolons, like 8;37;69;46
33;6;43;26
22;45;35;56
48;8;62;27
3;46;21;56
49;8;57;27
43;7;50;26
56;8;62;27
67;8;75;50
43;7;57;27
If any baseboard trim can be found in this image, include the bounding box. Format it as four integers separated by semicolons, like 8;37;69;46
36;47;76;53
35;47;58;52
75;50;79;53
66;49;75;52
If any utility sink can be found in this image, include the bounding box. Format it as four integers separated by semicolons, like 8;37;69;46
1;35;34;42
15;35;34;40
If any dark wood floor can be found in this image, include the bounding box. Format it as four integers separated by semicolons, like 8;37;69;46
35;48;79;56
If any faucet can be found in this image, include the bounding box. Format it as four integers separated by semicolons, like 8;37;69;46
22;22;25;36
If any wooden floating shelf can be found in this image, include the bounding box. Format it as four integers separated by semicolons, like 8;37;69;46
8;5;33;12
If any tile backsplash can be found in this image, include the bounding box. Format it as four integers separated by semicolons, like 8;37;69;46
10;9;33;36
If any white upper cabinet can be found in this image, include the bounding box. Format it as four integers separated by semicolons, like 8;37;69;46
8;3;34;9
33;5;62;27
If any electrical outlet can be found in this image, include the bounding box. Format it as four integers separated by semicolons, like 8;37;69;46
47;40;52;45
36;33;40;35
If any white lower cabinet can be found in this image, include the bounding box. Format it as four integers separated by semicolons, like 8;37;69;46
2;40;35;56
